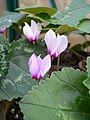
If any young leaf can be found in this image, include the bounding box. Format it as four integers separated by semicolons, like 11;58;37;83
20;68;90;120
17;7;57;16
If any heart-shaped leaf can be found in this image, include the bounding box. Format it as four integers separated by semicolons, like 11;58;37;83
20;67;90;120
53;0;90;26
0;39;45;100
0;11;26;28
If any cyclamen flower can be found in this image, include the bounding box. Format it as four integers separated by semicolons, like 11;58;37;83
28;54;51;80
23;20;41;43
0;28;5;34
44;29;68;58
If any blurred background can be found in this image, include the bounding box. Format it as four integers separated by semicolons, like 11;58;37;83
1;0;90;13
0;0;90;47
0;0;75;14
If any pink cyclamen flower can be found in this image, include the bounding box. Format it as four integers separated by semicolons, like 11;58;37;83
0;28;5;34
23;20;41;43
44;29;68;58
28;54;51;80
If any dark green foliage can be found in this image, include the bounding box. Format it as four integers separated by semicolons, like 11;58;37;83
0;44;9;80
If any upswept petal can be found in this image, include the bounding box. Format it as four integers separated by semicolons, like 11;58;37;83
28;54;40;78
28;53;36;66
35;30;41;40
31;20;38;33
37;23;41;31
31;20;41;40
50;34;62;57
23;22;35;41
40;55;51;76
37;55;42;66
44;29;57;52
57;35;68;55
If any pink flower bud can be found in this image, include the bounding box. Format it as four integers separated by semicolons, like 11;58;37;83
44;29;68;58
28;54;51;80
23;20;41;43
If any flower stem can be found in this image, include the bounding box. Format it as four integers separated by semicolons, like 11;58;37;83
37;80;40;84
57;56;60;71
33;42;35;50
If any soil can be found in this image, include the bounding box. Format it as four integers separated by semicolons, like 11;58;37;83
5;98;23;120
60;48;87;70
50;48;87;73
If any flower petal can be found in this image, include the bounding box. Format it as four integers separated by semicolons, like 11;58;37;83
35;30;41;40
37;55;43;66
0;28;5;34
28;53;36;66
28;54;40;78
40;55;51;76
31;20;38;33
57;35;68;55
23;22;35;41
31;20;41;40
44;29;57;52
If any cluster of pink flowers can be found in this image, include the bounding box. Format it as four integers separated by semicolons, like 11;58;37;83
23;20;68;80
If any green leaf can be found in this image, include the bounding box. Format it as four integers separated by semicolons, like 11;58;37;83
0;44;9;80
83;57;90;91
42;24;59;32
18;15;46;27
55;25;76;34
71;41;90;53
0;35;8;45
71;44;82;53
0;35;9;80
53;0;90;26
36;13;51;20
17;7;57;16
0;11;26;28
77;19;90;33
82;41;90;52
20;68;90;120
0;39;45;100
